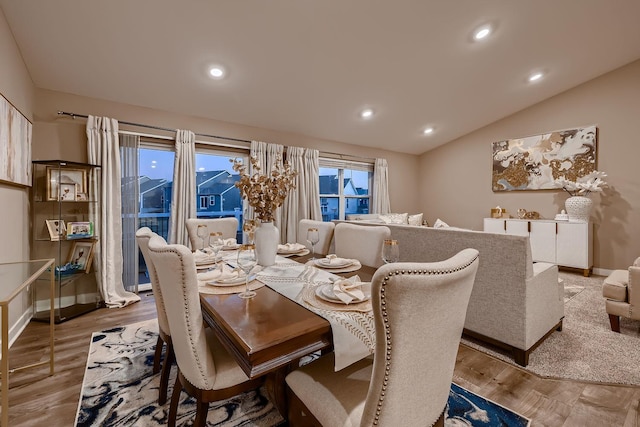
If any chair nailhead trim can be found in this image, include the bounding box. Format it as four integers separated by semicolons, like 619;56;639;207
371;255;479;425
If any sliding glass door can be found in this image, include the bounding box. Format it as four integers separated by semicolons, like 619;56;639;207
123;140;247;290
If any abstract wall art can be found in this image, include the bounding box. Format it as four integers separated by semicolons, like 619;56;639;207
492;125;596;192
0;93;32;187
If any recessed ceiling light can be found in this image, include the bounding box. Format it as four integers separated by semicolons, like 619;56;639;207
423;127;434;135
208;65;226;80
473;25;492;41
360;109;374;119
528;72;544;82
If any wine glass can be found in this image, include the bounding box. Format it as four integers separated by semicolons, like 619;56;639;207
209;232;224;271
196;224;208;250
382;239;399;264
306;228;320;260
236;244;257;299
243;219;257;244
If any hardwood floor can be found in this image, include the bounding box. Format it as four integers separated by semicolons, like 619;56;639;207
5;292;640;426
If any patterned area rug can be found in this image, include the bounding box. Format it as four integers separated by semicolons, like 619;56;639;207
462;271;640;385
75;319;530;426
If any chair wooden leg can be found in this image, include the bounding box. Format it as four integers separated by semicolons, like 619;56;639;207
609;314;621;332
153;335;164;374
158;341;175;405
193;400;210;427
168;374;182;427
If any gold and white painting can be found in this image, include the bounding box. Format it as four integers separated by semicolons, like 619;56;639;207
492;125;596;192
0;94;32;187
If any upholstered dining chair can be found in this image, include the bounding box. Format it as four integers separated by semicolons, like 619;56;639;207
297;219;336;255
135;227;173;405
603;256;640;332
285;248;480;427
185;217;239;250
333;222;391;268
146;235;263;427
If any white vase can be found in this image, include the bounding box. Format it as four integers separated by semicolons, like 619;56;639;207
565;196;593;223
254;221;279;266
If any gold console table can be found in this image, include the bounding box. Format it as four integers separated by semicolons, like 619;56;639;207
0;259;55;426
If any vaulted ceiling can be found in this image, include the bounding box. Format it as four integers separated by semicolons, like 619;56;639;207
2;1;640;154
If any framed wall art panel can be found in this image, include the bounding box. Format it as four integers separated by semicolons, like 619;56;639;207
492;125;597;192
0;93;32;187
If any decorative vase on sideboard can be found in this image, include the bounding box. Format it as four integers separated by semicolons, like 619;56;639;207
564;196;593;223
254;221;279;266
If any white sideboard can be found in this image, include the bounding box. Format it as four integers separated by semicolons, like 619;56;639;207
483;218;593;276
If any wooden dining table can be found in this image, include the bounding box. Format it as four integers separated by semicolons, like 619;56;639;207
199;252;376;417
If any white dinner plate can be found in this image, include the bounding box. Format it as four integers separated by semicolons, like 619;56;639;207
315;284;370;304
221;244;241;251
207;274;248;287
196;262;218;270
314;258;353;268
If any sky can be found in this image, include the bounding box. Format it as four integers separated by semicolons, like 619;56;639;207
138;148;369;189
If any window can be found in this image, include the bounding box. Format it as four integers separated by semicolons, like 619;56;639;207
127;141;248;289
319;158;372;221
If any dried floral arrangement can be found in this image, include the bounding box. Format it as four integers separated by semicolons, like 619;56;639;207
555;170;608;197
231;155;298;222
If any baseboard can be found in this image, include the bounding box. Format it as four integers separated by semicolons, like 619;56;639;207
593;267;612;277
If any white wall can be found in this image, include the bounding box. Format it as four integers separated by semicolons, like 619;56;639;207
0;7;36;344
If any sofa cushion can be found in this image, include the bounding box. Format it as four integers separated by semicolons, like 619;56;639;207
379;213;409;224
408;213;424;226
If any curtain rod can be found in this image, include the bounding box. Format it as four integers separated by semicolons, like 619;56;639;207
57;111;251;144
57;110;375;162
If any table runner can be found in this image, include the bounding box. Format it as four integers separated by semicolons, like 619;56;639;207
255;256;376;371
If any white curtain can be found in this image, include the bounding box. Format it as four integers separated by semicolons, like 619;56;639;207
250;141;285;240
283;147;304;243
168;129;196;246
282;147;322;242
304;148;322;221
120;134;140;293
86;116;141;308
372;158;391;214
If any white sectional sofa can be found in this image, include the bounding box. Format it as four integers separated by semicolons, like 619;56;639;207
335;220;564;366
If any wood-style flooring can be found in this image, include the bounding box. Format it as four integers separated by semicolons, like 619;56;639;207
4;292;640;426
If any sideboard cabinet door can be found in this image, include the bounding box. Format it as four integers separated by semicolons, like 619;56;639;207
528;221;557;263
556;222;592;271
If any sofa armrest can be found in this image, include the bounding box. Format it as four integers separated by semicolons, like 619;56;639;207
525;262;563;349
629;265;640;308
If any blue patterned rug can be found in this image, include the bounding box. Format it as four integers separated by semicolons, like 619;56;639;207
75;319;530;426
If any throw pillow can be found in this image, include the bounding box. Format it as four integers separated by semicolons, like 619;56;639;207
433;218;450;228
379;213;409;224
407;213;423;226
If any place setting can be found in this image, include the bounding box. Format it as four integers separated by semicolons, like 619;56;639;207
197;263;264;295
307;253;362;273
277;242;310;257
302;275;372;312
193;248;219;270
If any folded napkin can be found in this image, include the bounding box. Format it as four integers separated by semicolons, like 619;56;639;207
332;275;366;304
193;249;216;264
324;254;350;265
197;265;241;283
278;242;306;253
222;238;237;246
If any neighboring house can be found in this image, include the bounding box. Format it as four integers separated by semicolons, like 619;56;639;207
319;175;368;220
139;176;169;213
196;170;242;215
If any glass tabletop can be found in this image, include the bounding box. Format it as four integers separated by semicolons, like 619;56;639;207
0;259;55;303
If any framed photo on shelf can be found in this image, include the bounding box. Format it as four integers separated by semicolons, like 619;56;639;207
47;167;87;201
66;221;94;239
59;183;77;201
76;192;88;201
45;219;66;241
67;240;96;272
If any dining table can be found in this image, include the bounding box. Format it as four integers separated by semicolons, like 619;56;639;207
198;249;377;417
